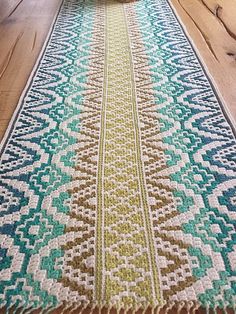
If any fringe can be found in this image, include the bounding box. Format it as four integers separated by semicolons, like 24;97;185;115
1;301;236;314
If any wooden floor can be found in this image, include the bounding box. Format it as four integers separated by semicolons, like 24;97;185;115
0;2;235;314
0;0;236;140
0;0;62;140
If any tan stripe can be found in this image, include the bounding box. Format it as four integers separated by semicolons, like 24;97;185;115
96;0;108;302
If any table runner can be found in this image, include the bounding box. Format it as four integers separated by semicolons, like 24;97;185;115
0;0;236;312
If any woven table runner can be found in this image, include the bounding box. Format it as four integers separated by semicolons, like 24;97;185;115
0;0;236;312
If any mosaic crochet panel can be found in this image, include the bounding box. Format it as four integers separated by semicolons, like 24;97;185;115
0;0;235;312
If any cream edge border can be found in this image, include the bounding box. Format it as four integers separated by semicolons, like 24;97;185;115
1;0;236;152
0;0;65;154
167;0;236;133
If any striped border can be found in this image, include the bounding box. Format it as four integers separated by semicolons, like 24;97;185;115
0;0;64;156
167;0;236;137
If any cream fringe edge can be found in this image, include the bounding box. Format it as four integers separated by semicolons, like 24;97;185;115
0;301;236;314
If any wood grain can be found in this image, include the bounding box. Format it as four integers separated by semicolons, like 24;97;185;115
0;0;62;140
0;0;236;141
0;2;235;313
170;0;236;123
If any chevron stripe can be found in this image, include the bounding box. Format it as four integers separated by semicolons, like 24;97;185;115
0;0;236;311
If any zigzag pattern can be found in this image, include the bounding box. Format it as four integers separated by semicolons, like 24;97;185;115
133;0;236;308
125;4;196;302
0;0;97;308
0;0;236;311
59;0;106;303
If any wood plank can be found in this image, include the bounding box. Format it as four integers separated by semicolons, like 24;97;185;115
0;0;62;140
0;1;235;313
170;0;236;123
0;0;21;23
0;0;236;141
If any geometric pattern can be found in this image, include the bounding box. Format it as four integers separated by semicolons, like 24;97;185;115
0;0;235;312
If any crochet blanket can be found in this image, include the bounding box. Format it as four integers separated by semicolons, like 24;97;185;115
0;0;235;312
